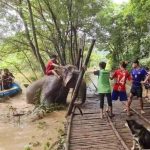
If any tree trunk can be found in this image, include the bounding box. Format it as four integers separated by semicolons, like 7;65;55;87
27;0;46;73
73;26;78;61
37;0;65;65
66;39;96;116
43;0;66;65
18;3;38;60
22;51;38;80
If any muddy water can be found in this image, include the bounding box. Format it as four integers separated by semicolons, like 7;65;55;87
0;89;65;150
0;73;99;150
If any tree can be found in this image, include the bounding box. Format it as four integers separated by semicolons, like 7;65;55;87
0;0;109;76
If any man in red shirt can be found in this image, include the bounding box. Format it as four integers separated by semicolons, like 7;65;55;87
45;54;60;78
110;61;131;104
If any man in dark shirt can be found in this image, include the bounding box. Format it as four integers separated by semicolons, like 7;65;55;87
127;60;148;116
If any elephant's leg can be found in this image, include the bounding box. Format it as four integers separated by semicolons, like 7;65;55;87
41;88;58;107
26;78;45;104
55;86;69;104
78;80;87;104
41;95;55;107
40;76;63;106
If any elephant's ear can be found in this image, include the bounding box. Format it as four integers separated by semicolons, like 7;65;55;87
63;65;79;87
64;72;73;87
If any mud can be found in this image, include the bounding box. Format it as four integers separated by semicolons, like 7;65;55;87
0;89;65;150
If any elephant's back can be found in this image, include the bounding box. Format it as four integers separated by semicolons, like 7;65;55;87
42;75;62;96
26;76;47;104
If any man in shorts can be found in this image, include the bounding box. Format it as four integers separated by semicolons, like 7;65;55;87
93;62;113;119
127;59;148;116
111;61;131;111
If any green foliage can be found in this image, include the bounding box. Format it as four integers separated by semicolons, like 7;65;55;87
44;141;51;150
0;0;150;81
43;128;65;150
36;104;67;114
0;0;110;80
88;51;102;67
37;121;47;129
24;145;32;150
95;0;150;67
141;58;150;67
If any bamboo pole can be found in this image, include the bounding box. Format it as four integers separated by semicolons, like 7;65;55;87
66;39;96;117
87;75;97;90
76;48;82;69
107;114;129;150
65;106;75;150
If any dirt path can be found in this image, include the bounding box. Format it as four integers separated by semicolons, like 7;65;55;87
0;88;66;150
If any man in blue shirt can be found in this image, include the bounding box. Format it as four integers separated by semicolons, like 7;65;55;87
127;59;148;116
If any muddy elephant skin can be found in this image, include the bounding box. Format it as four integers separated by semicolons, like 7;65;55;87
26;65;86;106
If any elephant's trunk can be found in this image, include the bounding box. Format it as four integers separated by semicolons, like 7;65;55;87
26;77;45;104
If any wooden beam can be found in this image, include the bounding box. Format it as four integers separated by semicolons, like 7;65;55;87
76;48;82;69
66;39;96;117
65;106;75;150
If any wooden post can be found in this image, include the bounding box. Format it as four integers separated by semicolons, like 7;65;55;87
65;107;75;150
66;39;96;117
76;48;82;69
79;48;84;70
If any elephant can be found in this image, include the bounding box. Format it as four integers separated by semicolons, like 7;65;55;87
26;65;86;106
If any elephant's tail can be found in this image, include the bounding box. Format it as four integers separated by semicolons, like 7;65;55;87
26;77;45;104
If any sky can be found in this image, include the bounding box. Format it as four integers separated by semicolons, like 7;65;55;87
112;0;129;4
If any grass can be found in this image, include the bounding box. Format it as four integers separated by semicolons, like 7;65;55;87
24;127;66;150
43;128;65;150
33;103;67;115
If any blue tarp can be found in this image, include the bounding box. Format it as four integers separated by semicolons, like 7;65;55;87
0;83;22;98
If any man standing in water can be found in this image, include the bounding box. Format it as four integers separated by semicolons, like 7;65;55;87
127;59;148;116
